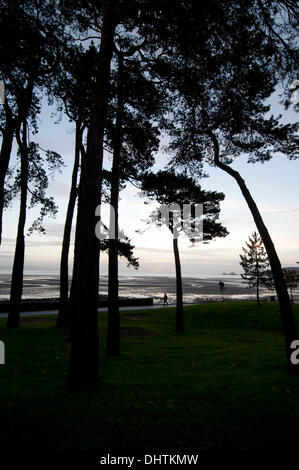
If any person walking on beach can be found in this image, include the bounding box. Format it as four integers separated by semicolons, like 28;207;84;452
163;293;169;305
219;280;225;299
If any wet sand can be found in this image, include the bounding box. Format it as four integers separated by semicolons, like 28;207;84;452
1;274;296;304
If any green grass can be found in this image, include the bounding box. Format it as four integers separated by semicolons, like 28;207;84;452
1;301;299;452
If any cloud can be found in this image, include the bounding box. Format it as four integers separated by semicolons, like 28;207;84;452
43;223;65;237
42;223;75;239
0;251;14;258
1;238;16;247
261;206;299;216
136;246;172;254
48;181;71;199
27;239;71;248
136;244;239;257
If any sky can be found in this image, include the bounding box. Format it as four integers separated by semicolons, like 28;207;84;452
0;92;298;277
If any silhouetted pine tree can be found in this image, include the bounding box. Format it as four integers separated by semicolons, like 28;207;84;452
240;232;274;305
0;0;66;244
160;0;299;373
5;130;62;328
141;170;228;331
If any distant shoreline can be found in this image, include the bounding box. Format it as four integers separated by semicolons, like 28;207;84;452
0;273;298;304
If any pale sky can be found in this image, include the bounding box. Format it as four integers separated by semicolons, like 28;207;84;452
0;93;298;277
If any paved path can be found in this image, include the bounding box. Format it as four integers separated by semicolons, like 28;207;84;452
0;303;178;318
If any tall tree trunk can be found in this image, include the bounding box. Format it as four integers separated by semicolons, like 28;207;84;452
6;121;28;328
68;0;117;386
106;55;124;356
209;131;298;373
173;237;184;331
0;78;34;245
0;105;15;245
56;123;82;328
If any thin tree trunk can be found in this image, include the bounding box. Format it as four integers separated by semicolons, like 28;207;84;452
0;106;15;245
106;55;124;356
256;280;260;306
0;78;34;245
209;131;298;373
6;121;28;328
68;0;117;386
256;262;260;306
173;237;184;331
56;123;82;328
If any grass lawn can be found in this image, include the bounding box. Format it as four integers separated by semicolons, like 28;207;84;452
0;301;299;453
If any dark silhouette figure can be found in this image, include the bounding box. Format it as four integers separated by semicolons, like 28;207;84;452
163;293;169;305
219;281;225;299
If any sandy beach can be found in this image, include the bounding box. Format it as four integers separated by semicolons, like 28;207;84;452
1;273;297;304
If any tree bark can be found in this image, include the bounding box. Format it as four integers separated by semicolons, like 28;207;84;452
106;55;124;356
68;0;117;386
6;121;28;328
56;123;82;328
0;105;15;245
173;237;184;331
208;131;298;373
